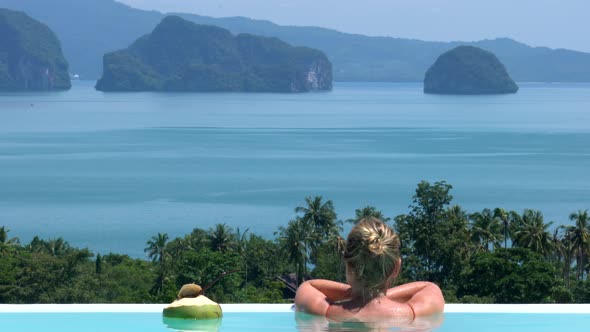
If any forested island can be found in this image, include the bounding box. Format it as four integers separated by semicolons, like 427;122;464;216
1;181;589;304
424;46;519;95
0;8;70;91
95;16;332;92
3;0;590;82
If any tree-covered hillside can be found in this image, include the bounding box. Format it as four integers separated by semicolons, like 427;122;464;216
95;16;332;92
424;46;519;94
0;8;70;90
2;0;590;82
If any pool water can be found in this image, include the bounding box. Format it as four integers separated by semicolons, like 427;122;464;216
1;312;589;332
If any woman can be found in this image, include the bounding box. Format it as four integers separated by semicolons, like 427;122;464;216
295;217;444;323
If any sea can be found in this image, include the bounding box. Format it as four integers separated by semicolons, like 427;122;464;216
1;81;589;258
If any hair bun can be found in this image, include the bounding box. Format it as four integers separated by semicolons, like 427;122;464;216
368;234;385;255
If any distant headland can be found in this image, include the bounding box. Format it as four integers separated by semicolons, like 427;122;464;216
95;16;332;93
0;8;71;91
424;46;519;95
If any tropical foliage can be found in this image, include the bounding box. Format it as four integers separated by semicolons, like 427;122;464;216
2;181;590;304
347;206;390;223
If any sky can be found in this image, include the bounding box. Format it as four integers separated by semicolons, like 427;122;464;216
117;0;590;53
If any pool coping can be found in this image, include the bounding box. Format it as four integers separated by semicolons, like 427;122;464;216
1;304;590;314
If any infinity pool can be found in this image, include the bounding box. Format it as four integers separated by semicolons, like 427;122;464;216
1;304;589;331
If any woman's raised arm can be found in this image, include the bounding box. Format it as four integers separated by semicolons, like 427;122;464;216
295;279;352;315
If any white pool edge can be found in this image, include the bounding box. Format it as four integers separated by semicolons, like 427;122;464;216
1;304;590;314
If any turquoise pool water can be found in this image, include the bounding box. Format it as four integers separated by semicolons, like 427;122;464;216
1;312;589;331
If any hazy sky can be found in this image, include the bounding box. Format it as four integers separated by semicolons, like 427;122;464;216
118;0;590;53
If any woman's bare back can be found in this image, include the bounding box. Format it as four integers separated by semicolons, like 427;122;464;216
326;297;414;323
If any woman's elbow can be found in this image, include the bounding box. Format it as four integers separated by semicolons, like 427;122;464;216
428;284;445;314
295;282;333;316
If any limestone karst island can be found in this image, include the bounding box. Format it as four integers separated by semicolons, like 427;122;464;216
0;8;71;91
424;45;519;95
95;16;333;93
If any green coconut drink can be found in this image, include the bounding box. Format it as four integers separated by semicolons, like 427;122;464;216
163;295;223;319
163;284;222;320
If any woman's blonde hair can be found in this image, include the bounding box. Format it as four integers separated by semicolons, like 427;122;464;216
344;217;401;296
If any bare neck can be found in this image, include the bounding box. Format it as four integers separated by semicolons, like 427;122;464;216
350;282;385;303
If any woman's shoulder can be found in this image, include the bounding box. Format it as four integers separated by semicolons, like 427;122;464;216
384;281;444;318
403;282;445;317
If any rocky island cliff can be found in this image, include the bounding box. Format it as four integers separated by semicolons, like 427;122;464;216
424;46;518;95
95;16;332;92
0;8;70;91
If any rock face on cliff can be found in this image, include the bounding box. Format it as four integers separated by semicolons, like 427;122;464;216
424;46;518;95
96;16;332;92
0;8;70;91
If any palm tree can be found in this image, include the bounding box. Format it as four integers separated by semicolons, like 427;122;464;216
0;226;19;253
558;226;577;287
145;233;170;297
445;204;473;258
508;210;524;246
188;228;209;251
447;205;469;222
295;196;339;239
234;227;250;282
27;236;45;253
325;231;347;281
150;271;167;296
208;223;234;252
95;253;102;274
567;209;590;280
494;208;512;249
144;233;169;265
46;237;70;256
552;225;566;264
277;218;312;286
346;205;390;224
512;209;554;256
469;208;502;252
295;196;341;267
233;227;249;254
166;237;191;260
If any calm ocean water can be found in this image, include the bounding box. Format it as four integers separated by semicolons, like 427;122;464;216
1;81;590;257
